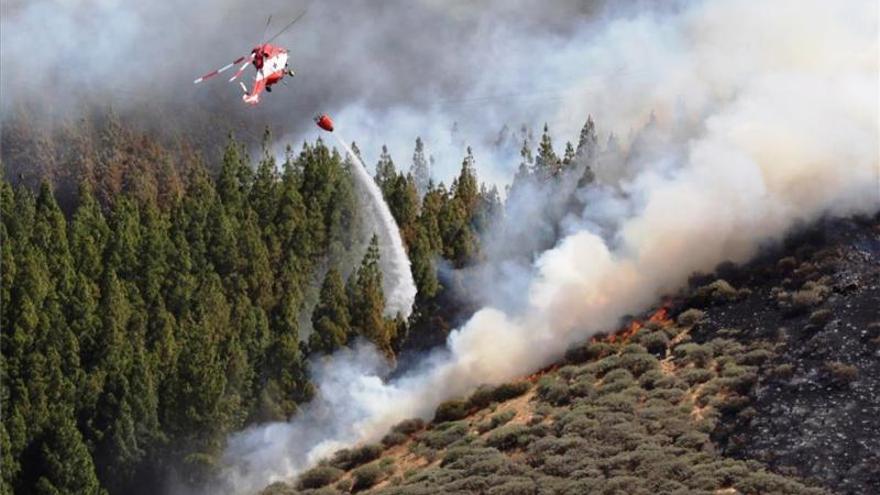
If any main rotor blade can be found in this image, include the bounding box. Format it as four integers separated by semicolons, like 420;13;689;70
228;56;255;82
260;15;273;44
194;55;249;84
264;9;306;44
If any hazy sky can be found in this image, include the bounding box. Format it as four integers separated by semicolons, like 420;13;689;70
1;0;647;184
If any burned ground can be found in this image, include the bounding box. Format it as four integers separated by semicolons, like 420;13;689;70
684;216;880;494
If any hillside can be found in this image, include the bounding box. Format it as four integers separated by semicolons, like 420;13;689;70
266;215;879;495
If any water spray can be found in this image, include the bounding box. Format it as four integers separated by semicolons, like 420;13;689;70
315;115;416;318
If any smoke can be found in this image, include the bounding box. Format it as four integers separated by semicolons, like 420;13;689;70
218;0;878;493
335;133;417;318
1;0;617;181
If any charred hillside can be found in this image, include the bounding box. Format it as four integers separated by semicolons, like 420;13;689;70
684;216;880;493
270;215;879;495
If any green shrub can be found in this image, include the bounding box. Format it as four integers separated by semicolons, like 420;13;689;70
707;338;744;357
718;364;758;393
477;409;516;433
486;478;537;495
714;393;750;414
433;399;469;423
674;343;711;367
351;462;385;491
789;282;830;313
603;368;634;383
568;375;595;399
677;308;705;327
486;424;530;451
639;331;670;357
825;361;858;387
391;418;425;435
691;279;739;305
809;308;833;326
382;431;408;447
638;369;665;390
259;482;297;495
777;256;797;272
441;446;501;468
680;368;714;386
600;374;635;395
335;478;352;492
654;375;689;390
589;354;622;377
558;415;602;437
329;443;383;470
565;342;614;364
770;363;794;379
536;376;570;406
468;381;530;409
737;348;773;366
419;422;469;449
597;391;638;413
297;465;345;490
648;388;685;404
619;352;659;377
621;343;648;354
674;431;709;450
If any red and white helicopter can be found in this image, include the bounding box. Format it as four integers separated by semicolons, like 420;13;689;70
193;12;305;105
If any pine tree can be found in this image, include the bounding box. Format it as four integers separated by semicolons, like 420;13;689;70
33;183;75;300
387;174;420;248
309;268;351;354
509;139;533;195
576;115;598;160
410;137;431;197
350;141;363;162
0;178;16;333
206;197;237;279
606;132;620;155
408;231;439;301
534;123;560;180
69;182;109;282
349;236;389;351
249;152;279;232
562;141;576;166
374;145;397;199
475;184;502;235
33;409;104;495
453;148;479;218
419;181;445;255
217;137;249;218
325;161;359;266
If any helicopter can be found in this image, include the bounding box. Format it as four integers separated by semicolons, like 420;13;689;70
193;11;306;105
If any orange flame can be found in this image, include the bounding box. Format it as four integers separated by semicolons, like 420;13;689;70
593;305;673;345
524;304;674;383
526;364;560;383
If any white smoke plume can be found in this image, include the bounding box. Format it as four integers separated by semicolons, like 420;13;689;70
220;0;878;493
335;134;417;318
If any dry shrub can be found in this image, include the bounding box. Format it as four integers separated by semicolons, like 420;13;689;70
825;361;858;387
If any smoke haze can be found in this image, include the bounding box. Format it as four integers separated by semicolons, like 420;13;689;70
4;1;876;494
1;0;619;183
218;0;879;493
